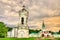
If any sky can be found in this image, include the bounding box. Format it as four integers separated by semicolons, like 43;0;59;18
0;0;60;32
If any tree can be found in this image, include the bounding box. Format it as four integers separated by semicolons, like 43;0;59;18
59;30;60;34
49;31;54;35
7;27;12;31
29;29;41;34
0;22;8;38
58;30;60;34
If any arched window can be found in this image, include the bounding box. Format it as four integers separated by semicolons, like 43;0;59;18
21;17;24;24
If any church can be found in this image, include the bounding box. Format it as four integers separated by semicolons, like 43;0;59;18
7;5;29;38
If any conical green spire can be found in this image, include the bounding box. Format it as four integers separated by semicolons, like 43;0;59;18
42;20;45;29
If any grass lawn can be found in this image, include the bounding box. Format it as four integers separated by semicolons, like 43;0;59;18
0;37;36;40
0;37;60;40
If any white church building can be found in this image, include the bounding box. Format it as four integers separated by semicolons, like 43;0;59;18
7;5;29;38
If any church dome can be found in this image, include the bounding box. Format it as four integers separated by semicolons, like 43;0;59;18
21;5;28;12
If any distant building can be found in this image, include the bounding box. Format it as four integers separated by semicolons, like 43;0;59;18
40;21;52;37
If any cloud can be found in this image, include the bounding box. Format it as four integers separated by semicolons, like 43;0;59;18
0;0;60;32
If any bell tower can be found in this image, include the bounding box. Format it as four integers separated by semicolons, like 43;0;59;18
17;5;29;38
19;5;29;29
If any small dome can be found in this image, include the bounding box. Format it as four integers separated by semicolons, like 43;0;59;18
18;5;29;16
21;5;28;12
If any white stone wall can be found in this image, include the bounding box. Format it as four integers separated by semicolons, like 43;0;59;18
7;28;18;37
29;33;40;37
53;34;60;37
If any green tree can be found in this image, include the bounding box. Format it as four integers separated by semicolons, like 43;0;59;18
29;29;41;34
0;22;8;38
59;30;60;34
49;31;55;35
7;27;12;31
57;30;60;34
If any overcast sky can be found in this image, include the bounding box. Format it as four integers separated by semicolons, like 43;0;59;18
0;0;60;32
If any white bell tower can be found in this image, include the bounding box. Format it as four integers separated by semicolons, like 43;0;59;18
17;5;29;38
19;5;29;29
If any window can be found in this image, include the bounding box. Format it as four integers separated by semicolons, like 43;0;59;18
21;17;24;24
